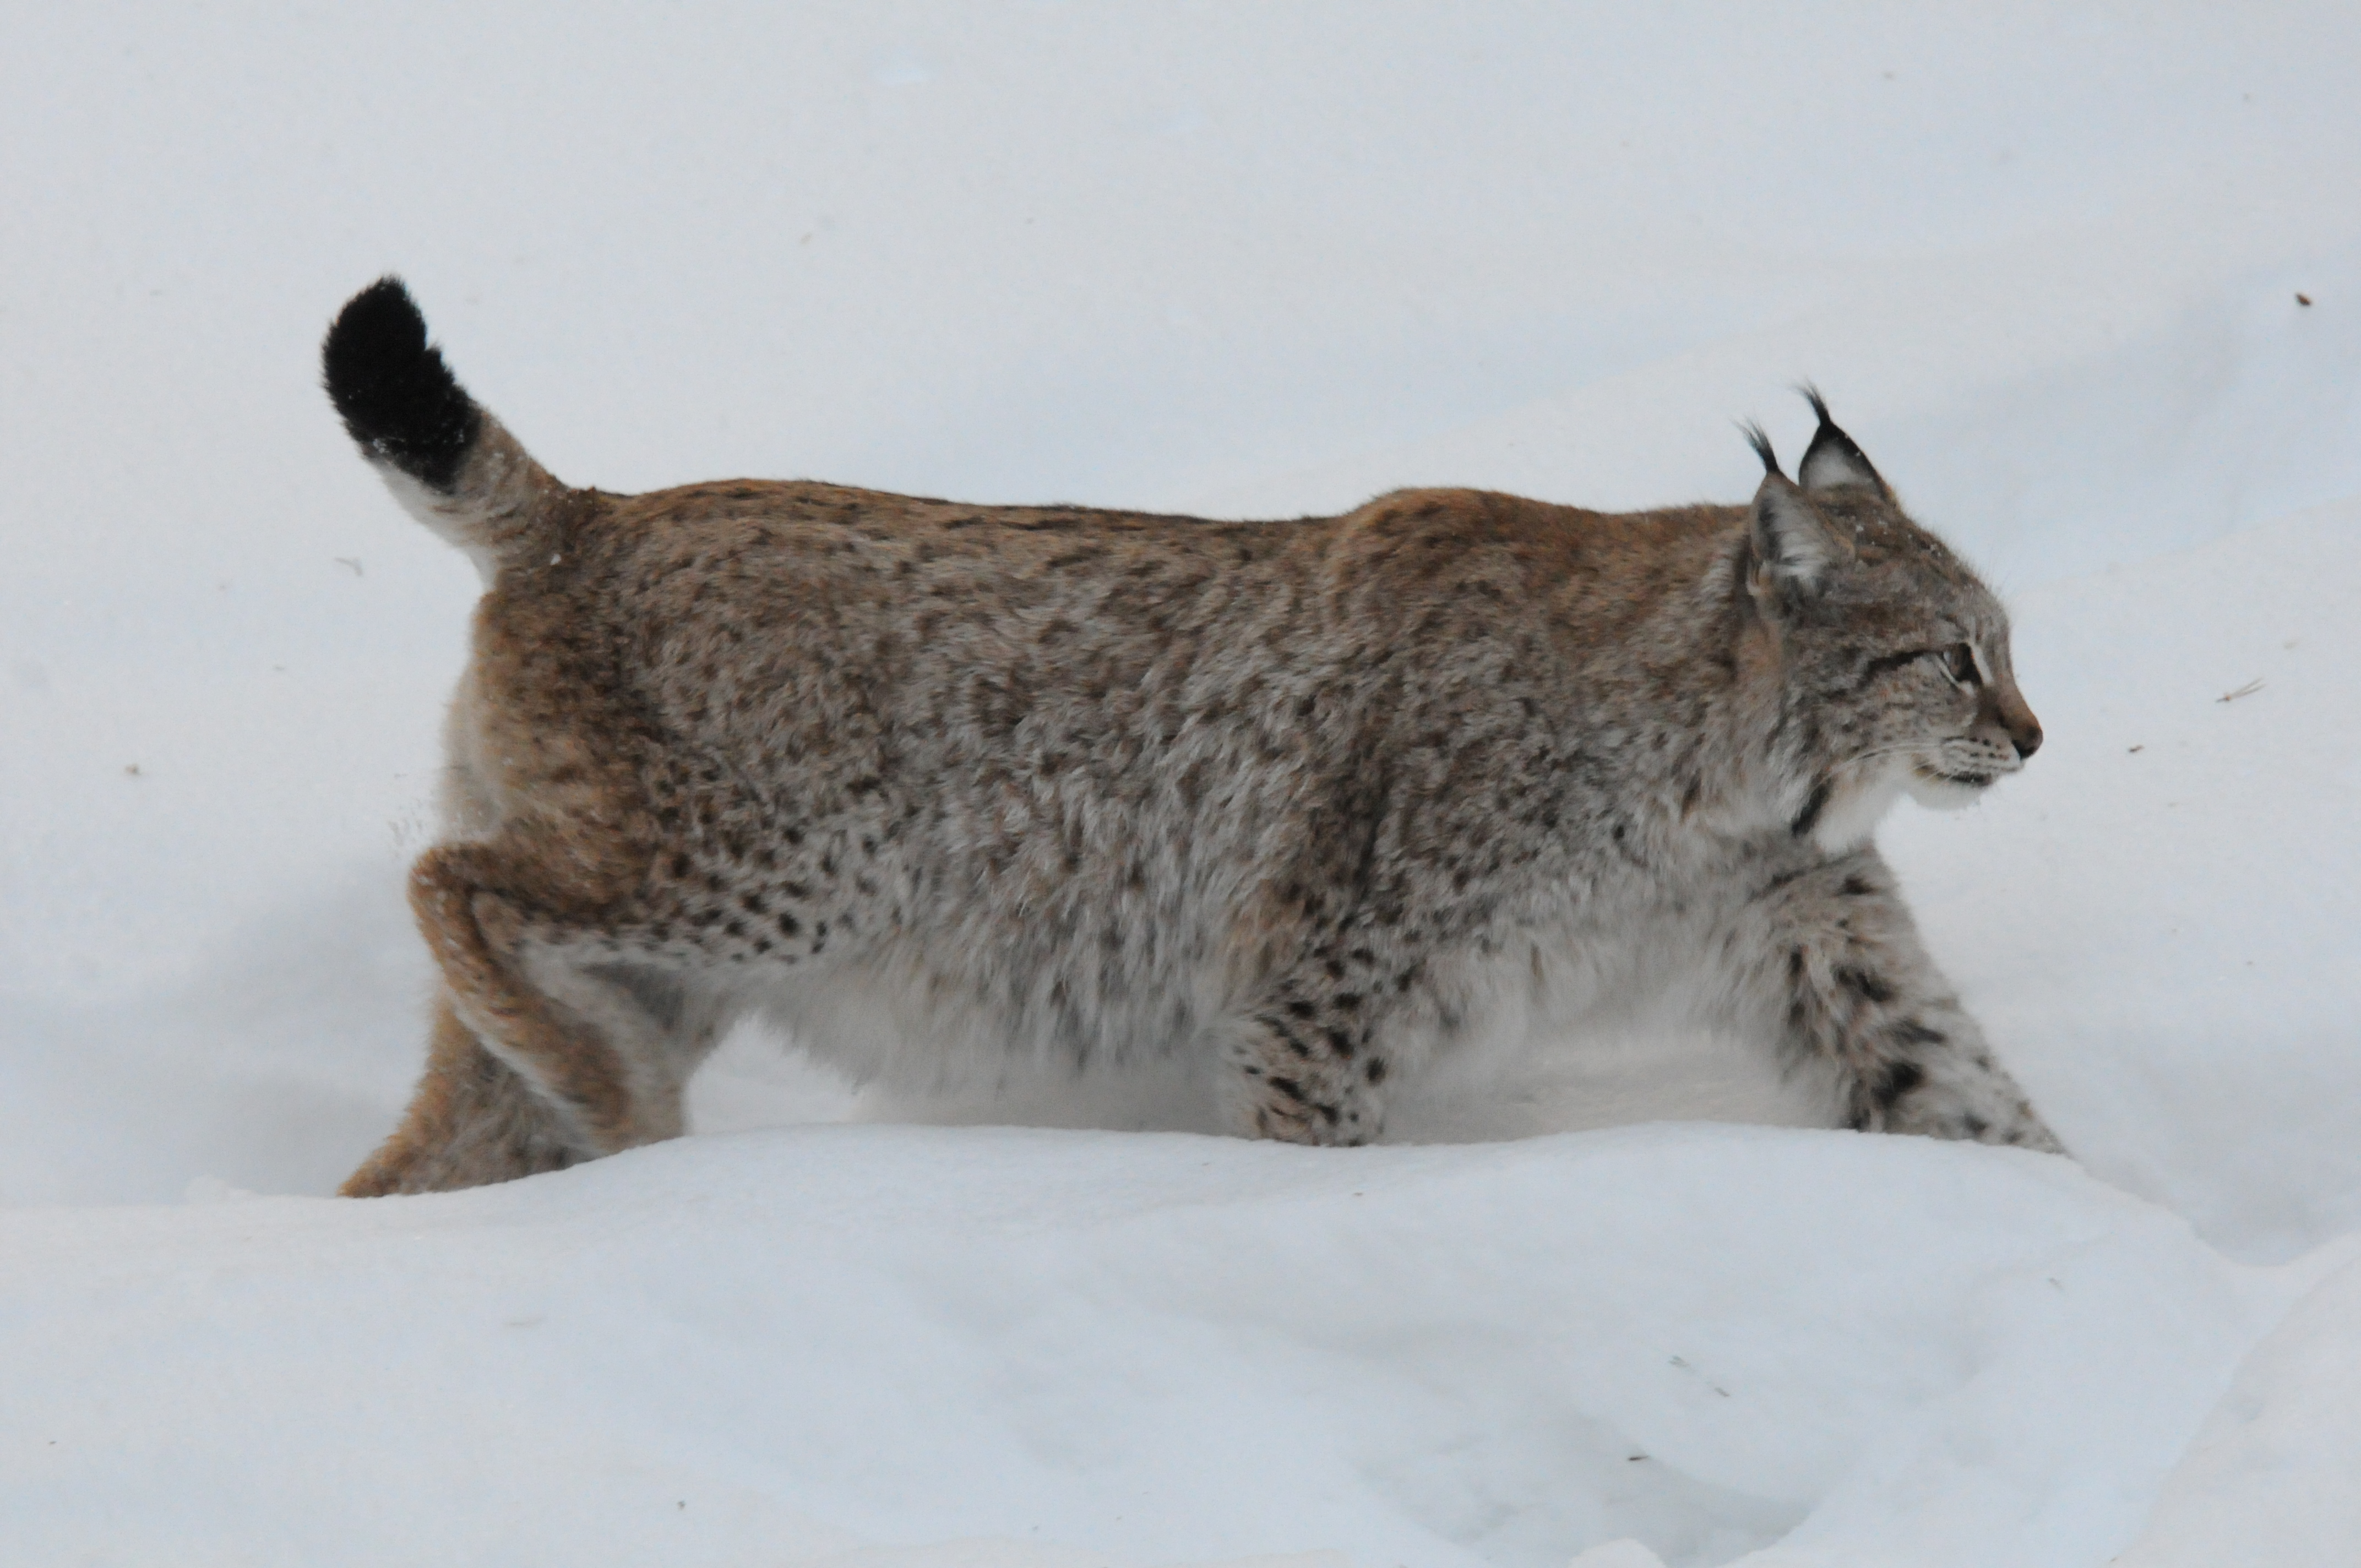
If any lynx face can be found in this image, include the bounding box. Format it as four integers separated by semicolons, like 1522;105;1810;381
1743;403;2042;845
1897;632;2041;806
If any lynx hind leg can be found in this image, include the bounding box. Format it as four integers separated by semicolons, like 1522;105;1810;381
1218;944;1402;1147
1733;850;2064;1154
401;841;718;1178
341;994;583;1196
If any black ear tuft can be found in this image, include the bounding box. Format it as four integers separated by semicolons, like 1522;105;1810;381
1795;385;1884;494
322;276;480;494
1738;420;1784;479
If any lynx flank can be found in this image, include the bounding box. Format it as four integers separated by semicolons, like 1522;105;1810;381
325;277;2060;1196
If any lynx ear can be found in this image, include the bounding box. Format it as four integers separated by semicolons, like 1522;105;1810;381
1750;476;1841;595
1796;386;1885;494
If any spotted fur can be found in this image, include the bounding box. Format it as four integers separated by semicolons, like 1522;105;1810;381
325;279;2060;1195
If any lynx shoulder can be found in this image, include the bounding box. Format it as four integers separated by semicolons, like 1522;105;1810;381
323;276;2060;1196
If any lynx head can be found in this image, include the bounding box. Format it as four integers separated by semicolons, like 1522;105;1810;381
1739;392;2041;849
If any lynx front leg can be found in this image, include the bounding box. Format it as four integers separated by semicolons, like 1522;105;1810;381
1728;848;2064;1153
1218;944;1400;1146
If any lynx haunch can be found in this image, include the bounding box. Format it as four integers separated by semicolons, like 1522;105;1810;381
323;277;2059;1196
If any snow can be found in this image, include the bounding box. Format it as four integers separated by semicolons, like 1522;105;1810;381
2115;1255;2361;1566
6;1128;2346;1568
5;4;2360;1565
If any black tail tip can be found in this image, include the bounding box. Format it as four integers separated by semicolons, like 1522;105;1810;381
323;276;480;493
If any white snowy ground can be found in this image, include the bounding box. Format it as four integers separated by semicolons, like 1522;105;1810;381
4;6;2359;1566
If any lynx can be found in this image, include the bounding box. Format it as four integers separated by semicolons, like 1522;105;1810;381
324;277;2060;1196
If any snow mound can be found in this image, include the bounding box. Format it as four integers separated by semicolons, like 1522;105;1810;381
1;1124;2340;1568
2115;1255;2361;1567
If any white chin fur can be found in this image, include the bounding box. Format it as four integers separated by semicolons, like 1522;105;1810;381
1811;766;1908;852
1903;769;1990;813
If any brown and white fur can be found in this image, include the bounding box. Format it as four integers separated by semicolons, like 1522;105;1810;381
323;277;2060;1196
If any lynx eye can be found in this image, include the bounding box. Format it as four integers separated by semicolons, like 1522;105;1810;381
1938;643;1979;688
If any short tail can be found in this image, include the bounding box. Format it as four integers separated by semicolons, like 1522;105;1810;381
323;277;565;570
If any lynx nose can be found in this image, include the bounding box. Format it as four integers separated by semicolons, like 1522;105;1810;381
1988;679;2041;761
